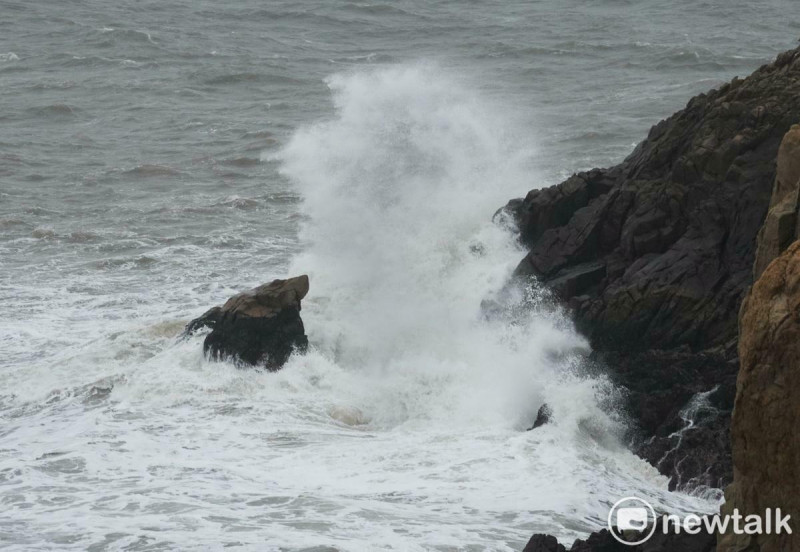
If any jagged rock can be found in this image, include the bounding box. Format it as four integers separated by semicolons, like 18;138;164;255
185;275;309;370
753;124;800;279
528;403;552;430
525;517;716;552
523;534;566;552
717;240;800;552
502;45;800;490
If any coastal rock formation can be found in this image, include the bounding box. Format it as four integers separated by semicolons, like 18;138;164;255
717;240;800;552
753;124;800;278
503;45;800;490
185;275;309;370
523;518;717;552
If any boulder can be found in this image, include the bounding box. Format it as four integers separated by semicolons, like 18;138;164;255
501;45;800;490
186;275;309;370
717;240;800;552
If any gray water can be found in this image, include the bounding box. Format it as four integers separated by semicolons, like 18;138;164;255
1;1;798;550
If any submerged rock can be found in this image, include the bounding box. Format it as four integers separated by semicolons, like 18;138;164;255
186;275;309;370
718;240;800;552
501;45;800;490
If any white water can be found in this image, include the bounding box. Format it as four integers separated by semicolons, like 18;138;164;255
0;65;719;551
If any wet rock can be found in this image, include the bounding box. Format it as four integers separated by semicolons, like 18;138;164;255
523;534;566;552
527;403;552;430
501;45;800;490
718;240;800;552
600;346;736;492
185;275;309;370
525;517;716;552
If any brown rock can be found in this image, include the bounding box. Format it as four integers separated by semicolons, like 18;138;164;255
185;275;309;370
753;124;800;279
718;241;800;552
219;275;309;318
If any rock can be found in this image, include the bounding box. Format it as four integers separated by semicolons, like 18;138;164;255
525;517;716;552
717;240;800;552
600;347;736;492
185;275;309;370
523;534;566;552
753;124;800;279
528;403;552;430
501;45;800;490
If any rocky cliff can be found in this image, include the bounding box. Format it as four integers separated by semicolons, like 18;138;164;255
502;45;800;490
716;241;800;552
717;126;800;552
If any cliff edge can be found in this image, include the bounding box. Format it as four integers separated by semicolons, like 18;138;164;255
503;45;800;490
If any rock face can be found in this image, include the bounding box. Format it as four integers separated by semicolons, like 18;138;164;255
502;45;800;490
717;240;800;552
186;275;309;370
753;124;800;278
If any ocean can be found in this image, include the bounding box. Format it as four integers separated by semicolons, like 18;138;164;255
1;1;798;550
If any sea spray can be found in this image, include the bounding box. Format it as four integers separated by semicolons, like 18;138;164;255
278;63;602;429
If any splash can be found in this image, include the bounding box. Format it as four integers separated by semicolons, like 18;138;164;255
277;63;610;431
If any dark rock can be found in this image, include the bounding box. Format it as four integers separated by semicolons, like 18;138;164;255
570;529;629;552
640;522;716;552
599;347;736;492
528;403;553;430
185;275;310;370
523;534;566;552
502;45;800;490
525;517;716;552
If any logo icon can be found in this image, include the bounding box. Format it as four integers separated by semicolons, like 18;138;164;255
607;497;657;546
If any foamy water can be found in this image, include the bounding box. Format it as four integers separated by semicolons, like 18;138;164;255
3;1;796;549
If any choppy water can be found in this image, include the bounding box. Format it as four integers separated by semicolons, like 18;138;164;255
1;1;798;550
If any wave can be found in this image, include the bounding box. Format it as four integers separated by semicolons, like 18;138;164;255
278;62;613;432
202;72;306;86
122;164;183;178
